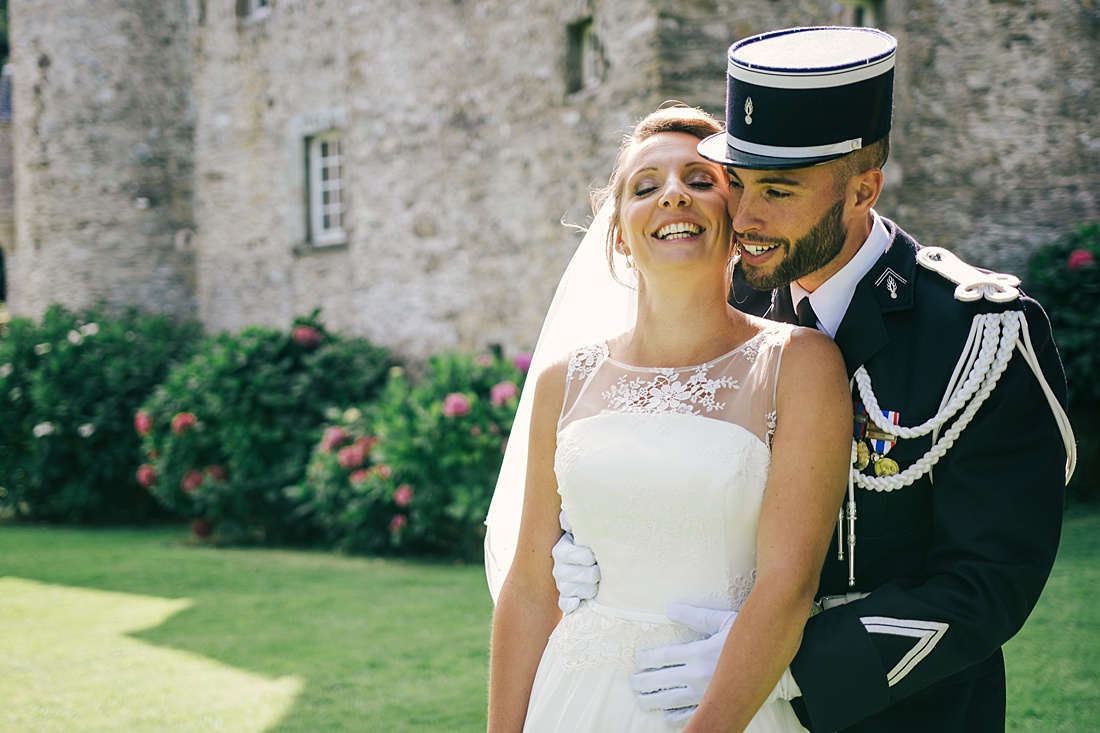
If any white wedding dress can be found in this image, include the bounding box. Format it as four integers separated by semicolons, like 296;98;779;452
523;324;807;732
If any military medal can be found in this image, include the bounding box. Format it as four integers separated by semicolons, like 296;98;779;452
845;404;903;586
874;456;900;476
854;441;871;471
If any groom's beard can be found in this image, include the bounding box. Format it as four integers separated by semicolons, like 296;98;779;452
738;199;847;291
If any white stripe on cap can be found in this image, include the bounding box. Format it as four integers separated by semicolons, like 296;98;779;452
725;133;863;160
728;54;895;90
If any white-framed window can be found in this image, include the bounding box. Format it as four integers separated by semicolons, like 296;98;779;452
566;18;602;94
833;0;884;28
237;0;271;21
307;131;347;247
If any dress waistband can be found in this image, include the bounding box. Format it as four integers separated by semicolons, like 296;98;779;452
585;600;669;625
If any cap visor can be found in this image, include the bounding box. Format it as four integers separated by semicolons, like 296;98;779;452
697;131;846;170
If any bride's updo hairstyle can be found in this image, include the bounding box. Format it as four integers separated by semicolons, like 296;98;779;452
592;104;725;282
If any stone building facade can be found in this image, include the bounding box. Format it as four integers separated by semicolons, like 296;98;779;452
6;0;1100;358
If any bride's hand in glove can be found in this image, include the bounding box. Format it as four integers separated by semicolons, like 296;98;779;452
631;602;801;724
631;603;736;724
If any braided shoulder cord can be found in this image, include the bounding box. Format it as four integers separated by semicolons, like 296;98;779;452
852;312;1021;492
854;313;1006;440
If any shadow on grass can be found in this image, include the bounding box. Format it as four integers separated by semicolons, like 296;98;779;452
0;525;494;732
6;509;1096;732
0;577;301;732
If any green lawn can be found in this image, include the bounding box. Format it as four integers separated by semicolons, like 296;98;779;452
0;527;494;732
1;509;1097;731
1004;506;1100;731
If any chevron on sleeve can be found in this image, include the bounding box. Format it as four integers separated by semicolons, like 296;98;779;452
860;616;950;687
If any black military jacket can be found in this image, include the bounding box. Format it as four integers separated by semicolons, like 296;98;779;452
735;220;1068;732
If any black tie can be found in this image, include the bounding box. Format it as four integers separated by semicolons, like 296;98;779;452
796;297;819;330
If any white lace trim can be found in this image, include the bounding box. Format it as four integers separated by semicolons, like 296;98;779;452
550;582;756;672
549;605;705;672
567;342;609;382
765;409;777;447
602;368;739;416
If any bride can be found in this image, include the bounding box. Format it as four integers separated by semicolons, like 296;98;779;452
487;106;851;732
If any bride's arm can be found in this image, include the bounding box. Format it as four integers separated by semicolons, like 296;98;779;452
684;328;851;733
487;361;568;733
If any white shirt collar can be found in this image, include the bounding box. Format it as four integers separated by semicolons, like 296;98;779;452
790;210;890;338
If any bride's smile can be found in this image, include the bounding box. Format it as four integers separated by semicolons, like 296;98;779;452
616;132;732;276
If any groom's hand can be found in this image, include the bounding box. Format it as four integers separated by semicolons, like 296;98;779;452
631;603;801;724
551;512;599;614
631;603;736;723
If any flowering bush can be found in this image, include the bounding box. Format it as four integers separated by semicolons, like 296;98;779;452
138;313;392;541
0;305;202;522
288;407;398;553
1026;223;1100;501
293;349;530;557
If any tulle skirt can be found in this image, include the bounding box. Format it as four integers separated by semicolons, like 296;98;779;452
522;605;807;733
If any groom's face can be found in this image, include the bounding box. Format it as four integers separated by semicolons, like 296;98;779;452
727;163;851;292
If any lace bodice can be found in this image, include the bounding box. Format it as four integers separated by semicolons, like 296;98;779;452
550;325;791;671
560;327;787;444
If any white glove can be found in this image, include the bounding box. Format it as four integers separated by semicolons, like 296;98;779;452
551;511;599;614
631;603;800;724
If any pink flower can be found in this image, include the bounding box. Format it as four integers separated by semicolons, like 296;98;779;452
181;469;204;493
349;468;371;485
474;354;494;366
205;465;228;482
490;381;520;406
1068;248;1096;271
513;352;533;374
171;412;197;435
389;514;408;533
337;444;366;470
319;426;348;453
134;410;153;436
136;464;157;488
292;325;323;349
442;392;471;417
393;484;413;507
191;517;213;539
376;464;392;480
354;435;379;456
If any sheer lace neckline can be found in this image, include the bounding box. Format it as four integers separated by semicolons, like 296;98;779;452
602;328;772;373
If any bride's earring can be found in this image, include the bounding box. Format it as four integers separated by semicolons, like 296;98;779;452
617;241;635;270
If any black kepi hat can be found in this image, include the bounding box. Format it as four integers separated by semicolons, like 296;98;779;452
698;26;897;170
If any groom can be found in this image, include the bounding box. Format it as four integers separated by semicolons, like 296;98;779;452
553;26;1072;732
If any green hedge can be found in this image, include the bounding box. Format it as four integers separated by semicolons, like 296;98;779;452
290;350;529;559
0;305;202;522
1;303;530;559
1026;223;1100;502
138;313;392;544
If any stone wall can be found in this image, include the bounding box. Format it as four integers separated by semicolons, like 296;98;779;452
191;0;665;356
7;0;196;319
7;0;1100;359
884;0;1100;274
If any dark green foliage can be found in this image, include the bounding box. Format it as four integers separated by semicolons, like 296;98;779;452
1026;223;1100;501
139;313;392;542
293;349;529;559
0;305;202;522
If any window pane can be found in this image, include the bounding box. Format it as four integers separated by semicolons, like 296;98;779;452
309;131;346;245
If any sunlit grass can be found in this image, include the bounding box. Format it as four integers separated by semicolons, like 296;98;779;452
0;508;1096;731
0;578;300;732
0;527;492;732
